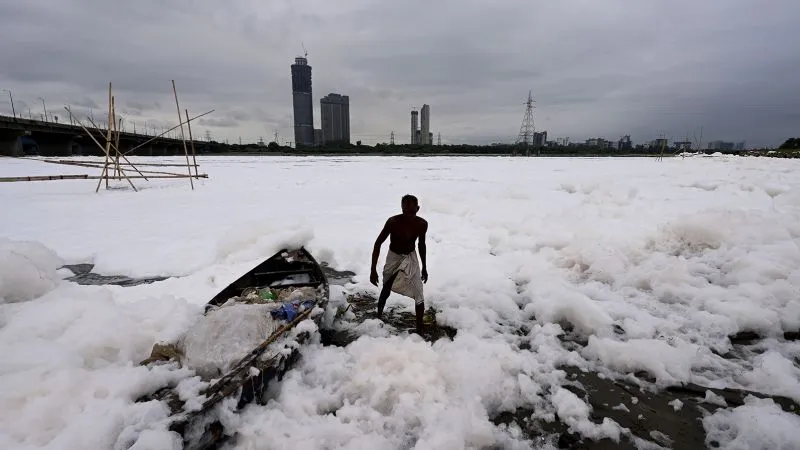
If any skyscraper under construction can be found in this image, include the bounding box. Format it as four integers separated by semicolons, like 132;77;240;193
410;104;431;145
291;56;315;148
410;110;419;144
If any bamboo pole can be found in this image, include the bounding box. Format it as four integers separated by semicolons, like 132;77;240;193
114;100;123;177
63;107;138;192
112;96;121;178
48;159;200;168
0;174;208;183
171;80;194;190
0;175;90;182
35;159;199;177
185;108;198;177
121;109;214;157
86;116;149;182
97;82;113;192
89;175;206;179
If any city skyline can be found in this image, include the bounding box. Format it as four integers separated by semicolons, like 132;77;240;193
0;1;798;148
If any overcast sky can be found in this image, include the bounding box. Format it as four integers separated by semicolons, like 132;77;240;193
1;0;798;147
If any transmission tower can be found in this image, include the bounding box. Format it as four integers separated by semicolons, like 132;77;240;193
515;90;536;156
437;132;441;146
390;131;395;145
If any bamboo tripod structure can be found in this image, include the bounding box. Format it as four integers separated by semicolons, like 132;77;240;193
38;80;211;191
0;81;212;187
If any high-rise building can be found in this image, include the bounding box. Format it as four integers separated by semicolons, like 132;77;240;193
291;56;315;148
618;135;632;151
533;131;547;148
410;110;419;145
420;104;430;145
320;93;350;144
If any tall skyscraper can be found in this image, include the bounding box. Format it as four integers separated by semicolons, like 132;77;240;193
320;93;350;144
420;104;430;145
291;56;315;148
410;110;419;145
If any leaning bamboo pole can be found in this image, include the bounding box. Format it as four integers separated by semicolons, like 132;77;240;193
113;98;122;177
64;108;152;177
86;116;149;181
121;109;214;157
47;159;200;168
0;175;90;182
65;106;138;192
185;108;198;177
34;159;203;178
97;82;113;192
171;80;194;190
0;174;208;182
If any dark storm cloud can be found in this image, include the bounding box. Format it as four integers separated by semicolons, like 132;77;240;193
0;0;798;147
197;118;239;128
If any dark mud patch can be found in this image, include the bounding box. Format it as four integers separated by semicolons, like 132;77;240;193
321;292;457;347
321;293;800;448
490;366;800;449
61;263;170;287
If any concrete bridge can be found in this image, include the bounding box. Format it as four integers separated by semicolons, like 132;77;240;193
0;114;211;157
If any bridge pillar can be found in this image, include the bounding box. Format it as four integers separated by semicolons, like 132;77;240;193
68;137;84;156
0;129;24;156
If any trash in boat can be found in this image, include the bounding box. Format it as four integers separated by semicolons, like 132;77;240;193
270;300;317;322
270;272;312;287
135;247;330;450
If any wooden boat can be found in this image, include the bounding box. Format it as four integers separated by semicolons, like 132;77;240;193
137;247;330;450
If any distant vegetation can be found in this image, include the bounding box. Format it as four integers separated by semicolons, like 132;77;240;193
194;140;796;158
778;138;800;150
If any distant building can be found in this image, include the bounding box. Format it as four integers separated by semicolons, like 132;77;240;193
618;135;632;151
649;138;669;149
411;110;419;145
420;104;430;145
320;93;350;145
707;140;735;151
586;138;613;149
674;141;692;151
533;131;547;148
291;56;315;148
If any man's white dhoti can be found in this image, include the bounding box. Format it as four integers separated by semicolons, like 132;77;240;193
382;249;425;305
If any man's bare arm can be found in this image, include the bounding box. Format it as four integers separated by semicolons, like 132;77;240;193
371;218;392;275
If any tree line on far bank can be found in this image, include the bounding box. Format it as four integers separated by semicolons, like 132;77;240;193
192;138;800;158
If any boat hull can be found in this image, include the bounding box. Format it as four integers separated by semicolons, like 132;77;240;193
138;247;330;449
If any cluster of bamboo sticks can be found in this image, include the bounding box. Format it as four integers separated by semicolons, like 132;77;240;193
0;80;212;190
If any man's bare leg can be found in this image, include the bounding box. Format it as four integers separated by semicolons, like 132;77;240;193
415;302;424;334
377;273;397;320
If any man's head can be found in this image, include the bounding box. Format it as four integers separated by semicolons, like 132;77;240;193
401;194;419;215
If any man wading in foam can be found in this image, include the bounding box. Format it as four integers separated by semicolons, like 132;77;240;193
370;194;429;334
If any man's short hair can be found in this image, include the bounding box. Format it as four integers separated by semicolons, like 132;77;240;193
402;194;418;205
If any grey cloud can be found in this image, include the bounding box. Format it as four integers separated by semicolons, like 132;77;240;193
198;118;239;128
0;0;798;146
